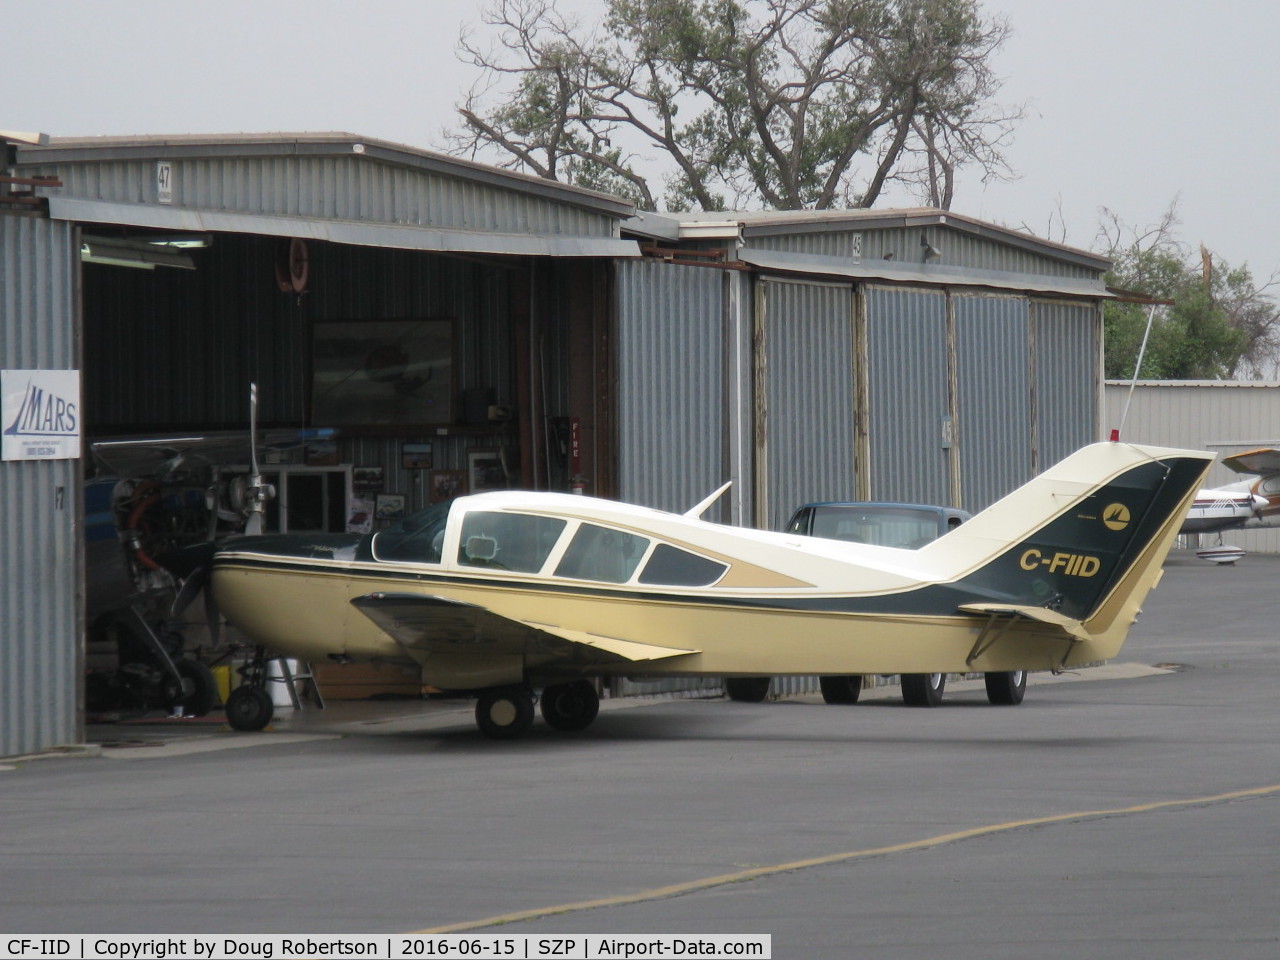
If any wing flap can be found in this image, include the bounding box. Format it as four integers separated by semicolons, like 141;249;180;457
350;593;698;665
958;602;1091;642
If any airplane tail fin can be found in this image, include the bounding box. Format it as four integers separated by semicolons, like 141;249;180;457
924;442;1213;658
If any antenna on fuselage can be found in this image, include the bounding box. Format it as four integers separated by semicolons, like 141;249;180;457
684;480;733;519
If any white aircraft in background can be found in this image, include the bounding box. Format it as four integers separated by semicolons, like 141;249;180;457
1181;447;1280;562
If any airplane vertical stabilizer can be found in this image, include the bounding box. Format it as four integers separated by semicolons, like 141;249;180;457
926;442;1213;659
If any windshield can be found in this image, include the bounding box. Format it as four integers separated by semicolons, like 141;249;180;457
371;500;452;563
808;505;941;549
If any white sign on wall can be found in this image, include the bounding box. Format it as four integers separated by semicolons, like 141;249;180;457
1;369;82;461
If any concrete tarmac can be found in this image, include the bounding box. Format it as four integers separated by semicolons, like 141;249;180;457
2;551;1279;958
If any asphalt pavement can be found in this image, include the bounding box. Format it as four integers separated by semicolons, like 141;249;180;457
2;550;1278;959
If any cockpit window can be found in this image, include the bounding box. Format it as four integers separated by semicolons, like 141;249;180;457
457;511;566;573
554;523;649;583
371;501;451;563
638;543;727;586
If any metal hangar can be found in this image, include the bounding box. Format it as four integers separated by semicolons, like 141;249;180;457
0;131;1113;755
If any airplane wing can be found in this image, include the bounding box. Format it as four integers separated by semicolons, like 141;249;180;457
349;592;699;665
1221;447;1280;476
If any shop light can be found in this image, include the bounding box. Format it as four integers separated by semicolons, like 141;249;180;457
80;237;196;270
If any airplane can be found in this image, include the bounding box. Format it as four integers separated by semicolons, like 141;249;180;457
207;440;1212;739
1179;447;1280;562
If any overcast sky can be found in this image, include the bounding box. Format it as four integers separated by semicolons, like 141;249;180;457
4;0;1277;280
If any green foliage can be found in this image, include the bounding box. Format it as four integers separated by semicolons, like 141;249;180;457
1101;212;1278;379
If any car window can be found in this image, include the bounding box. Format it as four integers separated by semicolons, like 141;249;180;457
457;511;567;573
809;506;939;548
554;523;649;583
638;544;727;587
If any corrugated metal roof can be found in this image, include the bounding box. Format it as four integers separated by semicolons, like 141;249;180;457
634;207;1110;271
48;197;641;258
20;132;636;217
737;247;1111;298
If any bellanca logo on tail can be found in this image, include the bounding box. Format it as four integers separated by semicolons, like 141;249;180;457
1;369;81;461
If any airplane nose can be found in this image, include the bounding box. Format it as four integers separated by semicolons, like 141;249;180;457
1253;494;1269;515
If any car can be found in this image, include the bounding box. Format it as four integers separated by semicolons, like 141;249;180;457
723;500;1026;708
785;500;972;549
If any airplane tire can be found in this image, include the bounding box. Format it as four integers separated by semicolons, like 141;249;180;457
984;670;1027;705
819;675;863;705
540;681;600;731
475;686;535;739
175;659;218;717
901;672;946;707
724;677;771;702
225;685;274;731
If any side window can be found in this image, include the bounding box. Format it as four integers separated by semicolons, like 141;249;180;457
639;544;728;587
554;523;649;583
457;512;566;573
372;501;451;563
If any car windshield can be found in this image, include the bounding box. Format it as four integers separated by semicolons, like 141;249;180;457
808;505;941;549
371;500;452;563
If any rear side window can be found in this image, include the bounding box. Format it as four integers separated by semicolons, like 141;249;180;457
638;544;727;586
554;523;649;583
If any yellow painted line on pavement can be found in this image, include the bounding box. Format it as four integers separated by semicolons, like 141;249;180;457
415;781;1280;934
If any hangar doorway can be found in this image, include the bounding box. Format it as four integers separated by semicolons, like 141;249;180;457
81;232;615;522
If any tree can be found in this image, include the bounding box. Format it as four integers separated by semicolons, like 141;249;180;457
449;0;1021;211
1098;205;1280;380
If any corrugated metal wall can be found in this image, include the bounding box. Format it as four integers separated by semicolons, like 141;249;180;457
864;286;951;505
615;260;727;513
954;294;1033;511
1035;299;1101;470
1;214;81;757
1104;381;1280;554
759;278;856;530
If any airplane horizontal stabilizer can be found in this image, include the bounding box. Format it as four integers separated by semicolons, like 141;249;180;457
350;593;697;665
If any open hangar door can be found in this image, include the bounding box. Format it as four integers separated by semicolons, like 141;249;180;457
78;228;613;710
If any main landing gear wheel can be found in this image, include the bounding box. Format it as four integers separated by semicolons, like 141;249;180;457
901;672;946;707
540;681;601;732
724;677;772;702
984;670;1027;705
819;675;863;705
475;686;535;739
225;685;274;731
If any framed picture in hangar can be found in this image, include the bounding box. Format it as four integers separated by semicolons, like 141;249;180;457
311;318;455;430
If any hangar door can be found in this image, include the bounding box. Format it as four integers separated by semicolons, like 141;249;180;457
615;260;728;513
1034;299;1100;469
758;278;856;531
954;294;1033;511
864;287;951;506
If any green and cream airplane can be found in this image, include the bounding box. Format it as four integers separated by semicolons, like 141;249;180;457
210;440;1212;738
